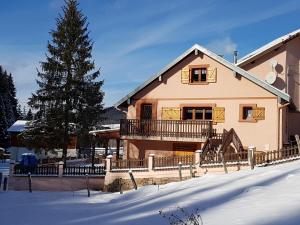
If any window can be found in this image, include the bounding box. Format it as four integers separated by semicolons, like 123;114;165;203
243;107;253;120
191;67;207;83
239;104;257;122
183;107;212;120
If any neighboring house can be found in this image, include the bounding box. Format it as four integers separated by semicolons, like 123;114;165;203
7;120;33;161
237;28;300;145
7;120;77;161
115;30;298;159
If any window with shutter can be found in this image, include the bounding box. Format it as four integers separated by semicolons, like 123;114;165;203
239;104;265;122
213;107;225;123
161;107;181;120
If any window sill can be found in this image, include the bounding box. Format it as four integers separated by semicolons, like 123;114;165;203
239;119;257;123
188;82;209;85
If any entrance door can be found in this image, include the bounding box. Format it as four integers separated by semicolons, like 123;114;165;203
140;104;153;135
141;104;153;120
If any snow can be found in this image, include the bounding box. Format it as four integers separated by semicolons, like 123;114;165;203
6;120;29;132
2;161;300;225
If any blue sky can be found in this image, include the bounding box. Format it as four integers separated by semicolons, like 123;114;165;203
1;0;300;108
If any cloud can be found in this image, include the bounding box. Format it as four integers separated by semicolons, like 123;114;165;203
206;36;237;58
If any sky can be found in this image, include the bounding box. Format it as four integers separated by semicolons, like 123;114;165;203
1;0;300;108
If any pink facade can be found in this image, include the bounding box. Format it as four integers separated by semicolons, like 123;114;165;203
239;34;300;145
116;31;300;159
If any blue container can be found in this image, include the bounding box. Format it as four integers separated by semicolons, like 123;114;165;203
20;153;37;167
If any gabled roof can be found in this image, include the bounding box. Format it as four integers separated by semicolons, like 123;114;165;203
7;120;29;133
237;28;300;66
115;44;290;107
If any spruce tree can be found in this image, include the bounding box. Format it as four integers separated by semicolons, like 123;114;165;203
25;0;104;164
0;66;19;147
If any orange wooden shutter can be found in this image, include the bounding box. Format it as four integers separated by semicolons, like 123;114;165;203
161;107;181;120
213;107;225;123
207;67;217;83
253;107;265;120
181;66;190;84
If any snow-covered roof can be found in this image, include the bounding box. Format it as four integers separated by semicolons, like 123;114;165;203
89;128;120;134
89;124;120;135
7;120;29;133
237;28;300;66
115;44;290;107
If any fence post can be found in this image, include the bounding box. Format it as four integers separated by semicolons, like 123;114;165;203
195;150;202;168
220;152;228;174
28;172;32;193
3;176;8;191
58;161;64;177
178;162;182;181
189;163;194;178
128;170;137;190
106;155;113;173
9;160;15;176
85;174;90;197
148;154;155;171
119;178;123;194
295;134;300;151
248;146;255;170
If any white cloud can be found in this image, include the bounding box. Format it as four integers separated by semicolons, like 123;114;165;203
206;36;237;57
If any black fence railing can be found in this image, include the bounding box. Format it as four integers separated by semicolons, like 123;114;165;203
154;155;195;168
63;166;106;176
112;159;148;169
14;164;59;175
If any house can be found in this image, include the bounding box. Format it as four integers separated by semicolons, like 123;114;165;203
237;28;300;146
7;120;77;161
7;120;33;161
115;29;300;159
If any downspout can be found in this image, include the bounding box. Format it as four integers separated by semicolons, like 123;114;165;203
277;102;290;150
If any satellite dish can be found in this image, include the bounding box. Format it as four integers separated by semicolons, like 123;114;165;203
265;71;277;84
270;59;278;68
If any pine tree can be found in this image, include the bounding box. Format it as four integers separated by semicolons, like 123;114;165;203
25;0;104;164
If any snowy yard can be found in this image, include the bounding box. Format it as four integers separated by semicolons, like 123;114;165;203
1;161;300;225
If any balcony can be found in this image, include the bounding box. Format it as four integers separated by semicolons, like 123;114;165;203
120;119;214;142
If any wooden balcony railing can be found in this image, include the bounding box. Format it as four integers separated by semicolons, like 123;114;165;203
120;119;213;139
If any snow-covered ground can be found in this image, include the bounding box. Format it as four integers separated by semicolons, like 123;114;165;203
2;161;300;225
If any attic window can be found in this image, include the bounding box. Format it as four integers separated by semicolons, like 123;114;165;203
191;68;207;83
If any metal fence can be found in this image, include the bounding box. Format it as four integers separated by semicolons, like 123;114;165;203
14;164;59;175
111;158;148;170
154;155;195;168
201;151;248;165
63;166;106;176
255;145;299;165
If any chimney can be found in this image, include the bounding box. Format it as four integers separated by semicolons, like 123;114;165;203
233;51;238;64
